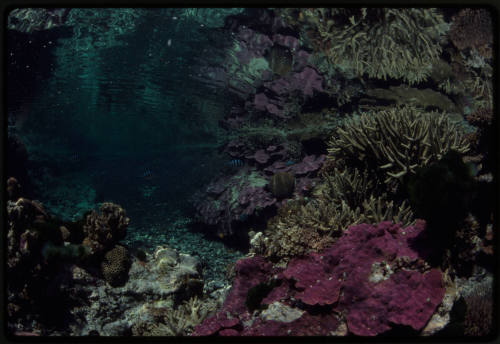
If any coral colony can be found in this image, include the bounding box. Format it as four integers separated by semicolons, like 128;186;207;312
6;7;495;337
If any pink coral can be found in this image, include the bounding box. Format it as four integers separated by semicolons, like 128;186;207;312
290;154;325;175
193;221;445;336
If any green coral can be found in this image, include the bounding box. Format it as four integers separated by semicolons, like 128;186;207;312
327;106;470;185
280;8;448;84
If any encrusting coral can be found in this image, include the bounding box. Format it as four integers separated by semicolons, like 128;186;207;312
327;105;470;185
279;8;448;84
449;8;493;59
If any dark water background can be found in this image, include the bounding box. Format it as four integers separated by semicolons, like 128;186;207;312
8;8;245;277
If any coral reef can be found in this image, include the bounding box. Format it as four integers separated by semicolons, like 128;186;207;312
463;281;493;336
49;246;211;336
449;8;493;58
195;221;446;336
363;85;459;113
133;296;217;336
406;150;477;234
101;245;132;287
82;202;130;256
327;106;470;185
280;8;448;84
7;177;22;201
7;8;70;33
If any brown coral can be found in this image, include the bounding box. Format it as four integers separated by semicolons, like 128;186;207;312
449;8;493;58
7;177;21;201
466;107;493;128
101;245;131;287
82;202;129;255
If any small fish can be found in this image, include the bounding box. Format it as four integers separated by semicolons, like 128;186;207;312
285;160;295;166
167;39;172;47
227;159;244;167
143;168;153;179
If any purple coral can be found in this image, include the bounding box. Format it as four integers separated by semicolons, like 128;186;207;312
264;67;324;98
193;221;445;336
283;220;445;335
290;154;325;175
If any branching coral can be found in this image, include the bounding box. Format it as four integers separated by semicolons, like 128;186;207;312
162;296;215;336
253;167;414;263
280;8;448;84
327;106;470;185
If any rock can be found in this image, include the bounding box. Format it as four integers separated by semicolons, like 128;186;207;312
260;302;304;323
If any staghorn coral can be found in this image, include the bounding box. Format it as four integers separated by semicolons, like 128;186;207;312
82;202;129;255
101;245;131;287
280;8;448;84
449;8;493;58
327;106;470;185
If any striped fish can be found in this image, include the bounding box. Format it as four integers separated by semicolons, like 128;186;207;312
227;159;244;167
143;168;153;179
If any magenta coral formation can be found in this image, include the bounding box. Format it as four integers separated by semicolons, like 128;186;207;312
193;170;277;235
194;221;445;336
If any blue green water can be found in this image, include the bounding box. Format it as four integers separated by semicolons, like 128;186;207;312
8;8;246;282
